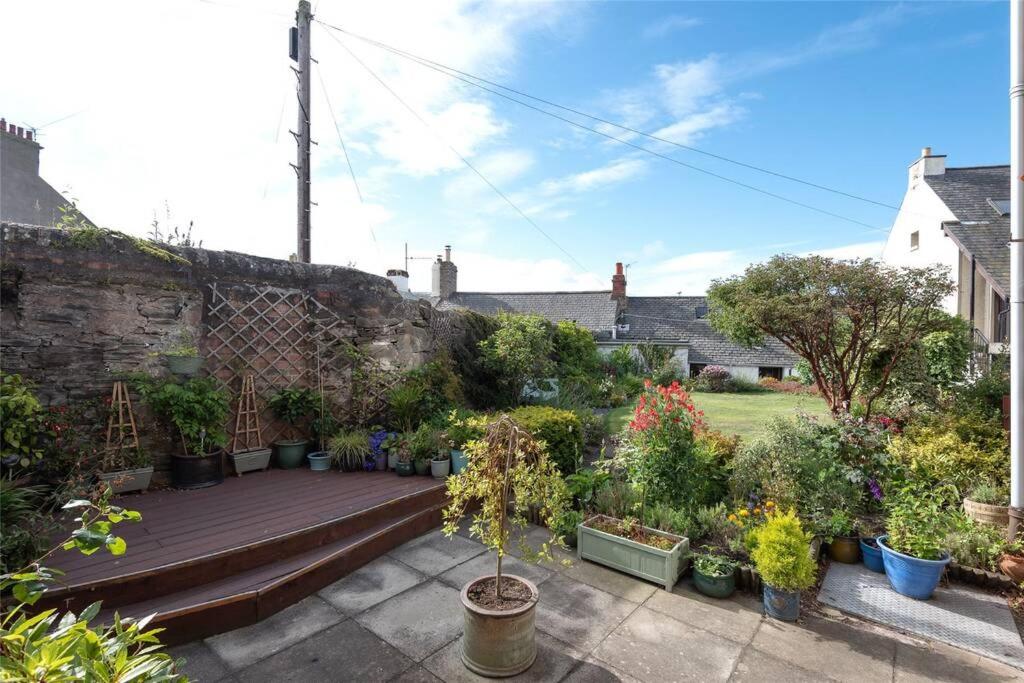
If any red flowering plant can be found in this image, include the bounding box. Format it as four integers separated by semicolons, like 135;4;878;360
609;380;722;522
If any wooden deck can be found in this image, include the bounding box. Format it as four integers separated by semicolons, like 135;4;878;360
40;470;447;644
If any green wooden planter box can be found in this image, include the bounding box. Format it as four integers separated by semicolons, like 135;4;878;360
578;514;690;591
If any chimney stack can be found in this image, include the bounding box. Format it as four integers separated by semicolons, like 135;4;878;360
431;246;458;299
387;268;410;292
611;262;627;302
908;146;946;188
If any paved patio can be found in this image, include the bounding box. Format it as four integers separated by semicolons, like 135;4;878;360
170;525;1024;682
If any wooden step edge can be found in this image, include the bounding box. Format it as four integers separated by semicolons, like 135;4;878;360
130;504;444;646
39;485;447;614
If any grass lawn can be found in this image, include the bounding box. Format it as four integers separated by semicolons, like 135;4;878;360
603;390;830;443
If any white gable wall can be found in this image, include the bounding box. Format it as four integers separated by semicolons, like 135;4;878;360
881;155;959;314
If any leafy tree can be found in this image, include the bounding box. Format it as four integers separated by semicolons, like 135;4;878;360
552;320;600;378
707;256;954;416
478;313;554;406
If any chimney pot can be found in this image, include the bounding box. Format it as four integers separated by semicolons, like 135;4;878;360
921;146;932;157
26;130;32;141
444;245;451;262
16;126;24;138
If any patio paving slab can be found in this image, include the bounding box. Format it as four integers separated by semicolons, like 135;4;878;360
535;573;639;651
749;614;897;683
507;525;576;570
590;605;744;682
168;641;233;682
819;561;1024;671
730;647;828;682
562;558;658;603
893;640;1024;683
318;555;426;615
437;549;554;592
561;656;643;683
205;594;343;671
422;630;581;682
234;619;413;682
356;579;464;661
644;582;763;644
391;665;445;682
388;529;486;576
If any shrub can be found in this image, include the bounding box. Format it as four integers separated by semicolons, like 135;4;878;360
410;422;444;461
553;320;600;379
267;386;318;435
402;357;464;418
945;512;1019;572
696;365;731;392
388;382;428;433
574;409;606;450
748;510;816;591
552;508;584;539
442;408;488;450
884;483;956;560
650;359;684;388
0;482;49;574
643;501;692;536
138;376;230;455
694;553;738;578
730;416;865;521
612;381;724;511
565;467;611;509
965;480;1009;506
479;312;555;406
725;377;768;393
615;374;646;400
888;423;1006;493
593;479;641;520
608;344;641;377
1;372;48;469
330;429;371;471
508;406;583;474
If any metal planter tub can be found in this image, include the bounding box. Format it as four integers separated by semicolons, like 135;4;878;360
229;448;271;476
578;514;689;591
97;466;154;494
461;575;539;678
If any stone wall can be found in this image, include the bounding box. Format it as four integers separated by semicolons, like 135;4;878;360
0;222;473;475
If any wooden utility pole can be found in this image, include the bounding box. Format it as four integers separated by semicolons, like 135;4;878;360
292;0;313;263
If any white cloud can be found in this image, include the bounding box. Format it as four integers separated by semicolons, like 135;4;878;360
642;15;703;40
443;148;535;200
539;158;647;196
656;56;724;116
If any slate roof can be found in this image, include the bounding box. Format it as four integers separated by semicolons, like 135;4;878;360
619;296;800;367
926;165;1010;294
438;291;620;332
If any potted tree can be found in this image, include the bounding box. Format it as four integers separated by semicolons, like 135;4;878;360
819;509;860;564
137;376;230;489
161;332;203;377
878;484;952;600
268;387;317;469
395;439;415;477
443;416;569;677
693;553;738;599
749;509;817;621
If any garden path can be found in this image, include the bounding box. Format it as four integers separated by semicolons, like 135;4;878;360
170;525;1024;682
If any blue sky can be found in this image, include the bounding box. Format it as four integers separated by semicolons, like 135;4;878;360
1;1;1011;294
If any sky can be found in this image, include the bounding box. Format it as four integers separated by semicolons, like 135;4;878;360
0;0;1011;295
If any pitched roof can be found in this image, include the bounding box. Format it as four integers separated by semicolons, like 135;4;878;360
926;165;1010;293
438;291;620;331
619;296;800;367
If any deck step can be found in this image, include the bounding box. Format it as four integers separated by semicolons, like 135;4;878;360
96;504;443;645
40;481;446;615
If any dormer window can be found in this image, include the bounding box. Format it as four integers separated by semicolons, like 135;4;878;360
695;304;709;319
910;231;919;251
988;198;1011;216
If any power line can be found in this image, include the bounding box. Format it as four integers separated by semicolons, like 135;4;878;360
316;20;886;234
316;21;901;215
318;25;601;281
314;60;379;255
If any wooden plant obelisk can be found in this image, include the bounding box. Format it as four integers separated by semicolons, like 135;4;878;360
103;381;140;471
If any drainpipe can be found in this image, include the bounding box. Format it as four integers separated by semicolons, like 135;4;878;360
1009;0;1023;540
969;255;977;328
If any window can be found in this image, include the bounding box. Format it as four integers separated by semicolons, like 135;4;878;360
759;366;783;381
689;363;707;379
988;198;1010;216
910;231;919;251
694;304;709;319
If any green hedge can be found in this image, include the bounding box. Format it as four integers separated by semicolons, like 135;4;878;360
508;406;583;474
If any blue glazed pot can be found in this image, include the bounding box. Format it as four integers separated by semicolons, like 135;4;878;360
307;451;332;471
860;536;885;573
877;535;949;600
451;449;468;474
763;584;800;621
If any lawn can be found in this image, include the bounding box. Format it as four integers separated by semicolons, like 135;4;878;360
603;390;831;443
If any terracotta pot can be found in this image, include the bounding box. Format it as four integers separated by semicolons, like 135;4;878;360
963;498;1009;528
460;575;538;678
999;554;1024;582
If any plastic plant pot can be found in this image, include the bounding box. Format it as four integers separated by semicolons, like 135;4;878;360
307;451;332;471
395;461;415;477
877;534;950;600
827;536;861;564
693;567;736;599
431;457;451;479
763;584;800;621
860;536;885;573
451;449;468;474
274;439;308;469
414;459;430;476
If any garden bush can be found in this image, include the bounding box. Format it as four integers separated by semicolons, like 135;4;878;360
884;483;956;560
748;509;816;591
608;344;642;377
730;416;866;531
945;511;1019;572
1;372;48;469
695;365;731;392
479;312;555;407
553;320;601;379
888;422;1007;493
508;405;584;474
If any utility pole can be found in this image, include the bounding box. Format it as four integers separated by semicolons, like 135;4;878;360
1009;0;1023;540
291;0;313;263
